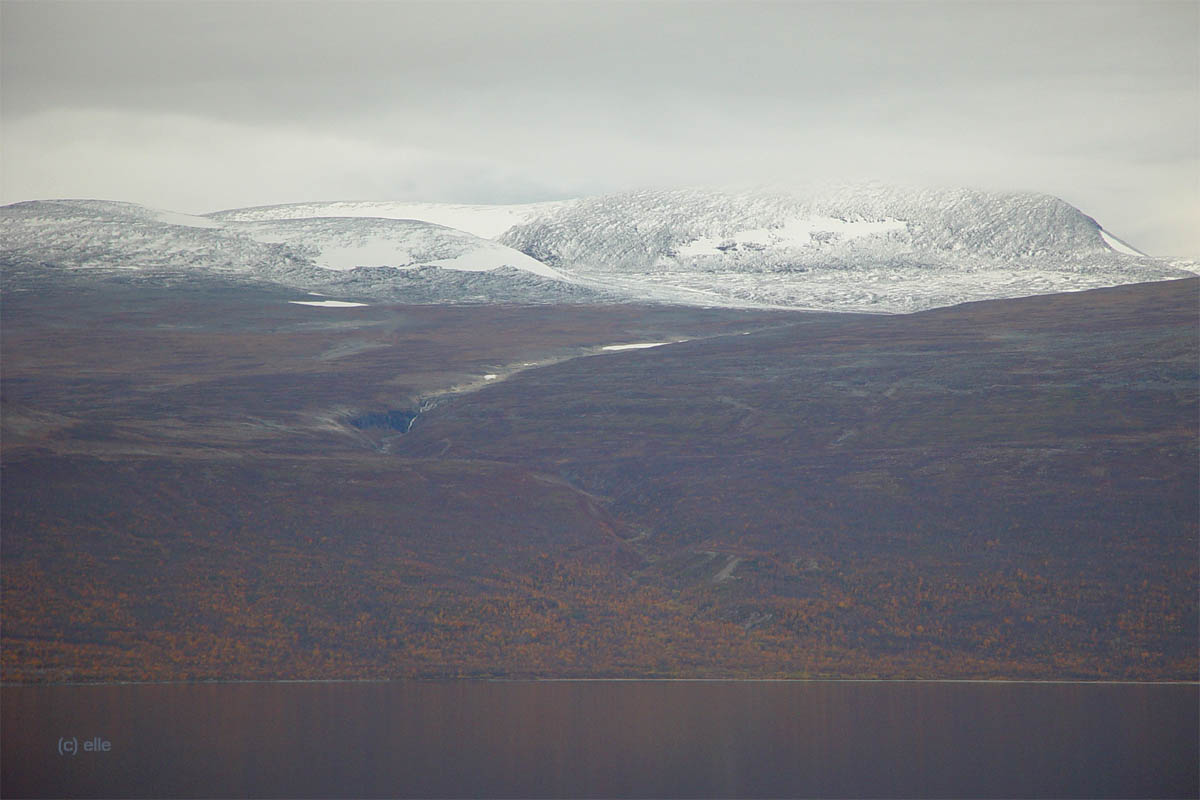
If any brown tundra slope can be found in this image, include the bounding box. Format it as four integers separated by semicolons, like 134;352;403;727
2;277;1196;681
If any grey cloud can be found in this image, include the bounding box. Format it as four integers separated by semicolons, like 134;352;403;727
2;1;1196;254
7;2;1195;119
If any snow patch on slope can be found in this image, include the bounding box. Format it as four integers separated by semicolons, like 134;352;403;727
1099;229;1146;257
675;216;908;260
227;217;565;278
208;200;575;239
601;342;676;351
289;300;369;308
150;209;224;229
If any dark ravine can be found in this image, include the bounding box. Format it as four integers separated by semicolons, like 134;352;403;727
348;409;419;432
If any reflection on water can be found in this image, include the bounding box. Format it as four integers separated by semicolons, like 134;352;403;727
3;680;1197;798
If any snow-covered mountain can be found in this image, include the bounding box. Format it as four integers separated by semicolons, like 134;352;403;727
0;199;285;275
499;185;1195;311
0;198;591;303
2;187;1193;311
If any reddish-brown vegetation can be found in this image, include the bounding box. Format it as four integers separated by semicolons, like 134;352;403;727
2;279;1196;682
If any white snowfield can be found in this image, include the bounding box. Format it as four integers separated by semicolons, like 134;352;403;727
207;200;575;239
601;342;676;351
674;216;909;260
228;216;564;279
288;300;369;308
0;199;565;281
2;186;1194;312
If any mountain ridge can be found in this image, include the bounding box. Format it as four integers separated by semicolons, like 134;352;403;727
3;186;1194;311
207;199;575;239
0;198;599;304
498;184;1194;311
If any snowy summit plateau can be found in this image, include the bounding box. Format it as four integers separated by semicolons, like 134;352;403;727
2;184;1193;312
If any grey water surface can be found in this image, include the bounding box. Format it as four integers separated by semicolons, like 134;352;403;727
3;680;1196;798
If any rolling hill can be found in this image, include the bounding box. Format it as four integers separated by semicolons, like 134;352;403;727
0;198;594;304
500;185;1195;310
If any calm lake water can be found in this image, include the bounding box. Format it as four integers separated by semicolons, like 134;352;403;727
2;680;1196;798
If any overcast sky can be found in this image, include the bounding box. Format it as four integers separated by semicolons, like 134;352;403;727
2;0;1197;255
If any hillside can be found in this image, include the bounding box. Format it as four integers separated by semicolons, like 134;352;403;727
391;277;1199;679
2;277;1195;682
0;199;596;304
500;185;1196;311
